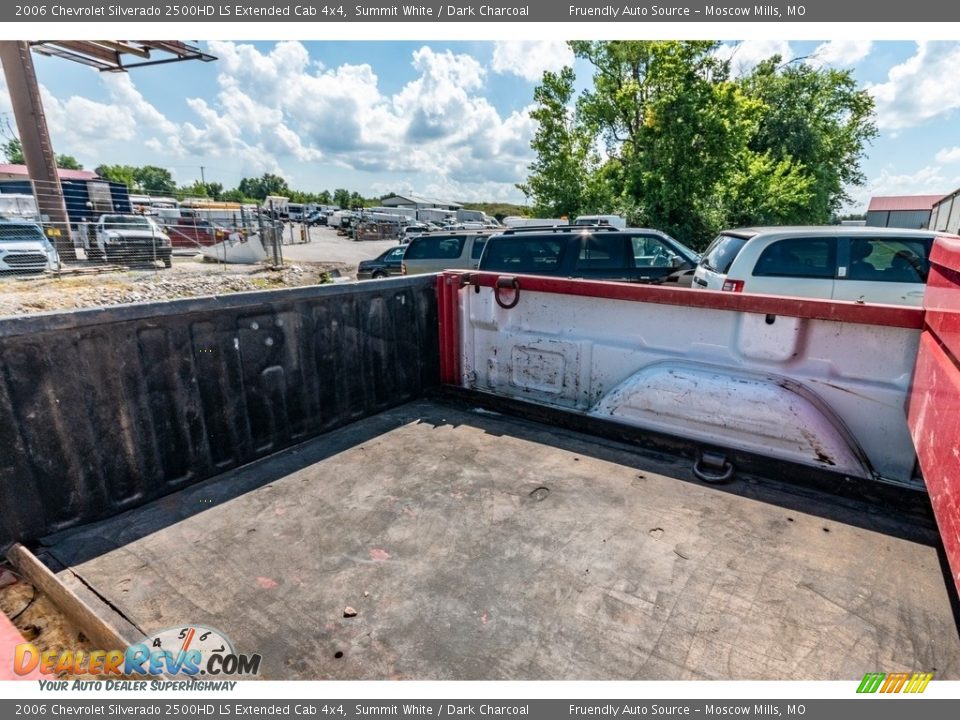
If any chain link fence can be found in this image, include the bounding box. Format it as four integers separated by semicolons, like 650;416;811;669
0;181;320;278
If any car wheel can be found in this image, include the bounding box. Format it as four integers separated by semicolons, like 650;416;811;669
163;255;172;269
372;270;387;279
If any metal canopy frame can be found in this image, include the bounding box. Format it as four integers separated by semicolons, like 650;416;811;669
29;40;216;73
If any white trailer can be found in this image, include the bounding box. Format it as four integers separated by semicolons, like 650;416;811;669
368;206;417;221
574;214;627;229
417;208;456;225
502;216;566;228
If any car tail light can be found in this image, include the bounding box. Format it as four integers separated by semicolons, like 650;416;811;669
401;262;407;275
721;279;744;293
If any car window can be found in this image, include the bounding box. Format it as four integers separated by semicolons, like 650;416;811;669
846;237;931;283
481;236;564;273
632;235;679;268
470;238;487;260
753;238;837;279
384;247;405;261
405;236;466;260
576;235;628;270
701;234;748;273
102;216;151;229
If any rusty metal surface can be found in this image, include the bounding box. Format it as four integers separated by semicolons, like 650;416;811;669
0;277;439;550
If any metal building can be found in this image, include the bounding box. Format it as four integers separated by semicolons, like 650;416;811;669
380;193;462;210
865;195;944;229
929;188;960;235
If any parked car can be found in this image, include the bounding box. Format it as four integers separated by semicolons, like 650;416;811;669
691;226;940;305
93;214;172;268
357;245;406;279
477;226;700;285
0;220;60;274
163;216;228;248
401;230;496;275
304;211;328;226
400;223;431;244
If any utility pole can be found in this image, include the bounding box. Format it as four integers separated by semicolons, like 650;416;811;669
200;165;206;185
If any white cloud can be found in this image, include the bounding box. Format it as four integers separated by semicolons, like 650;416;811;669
1;41;542;200
867;42;960;131
190;42;537;199
807;40;873;68
716;40;793;76
936;147;960;164
2;67;181;170
491;41;574;82
845;162;958;212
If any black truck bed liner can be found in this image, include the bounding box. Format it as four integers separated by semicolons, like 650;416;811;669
38;399;960;680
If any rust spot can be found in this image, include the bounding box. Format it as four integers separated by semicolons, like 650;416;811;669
815;451;836;466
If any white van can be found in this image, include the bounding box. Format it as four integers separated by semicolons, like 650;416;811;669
692;226;940;306
401;230;495;275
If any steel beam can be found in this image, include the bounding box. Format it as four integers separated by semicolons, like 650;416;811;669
0;41;74;259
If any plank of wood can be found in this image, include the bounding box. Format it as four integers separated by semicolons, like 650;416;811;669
6;543;140;652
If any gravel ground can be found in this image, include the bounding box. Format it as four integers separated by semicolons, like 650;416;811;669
0;256;350;318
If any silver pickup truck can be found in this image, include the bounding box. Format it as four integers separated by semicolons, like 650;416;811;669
92;213;172;267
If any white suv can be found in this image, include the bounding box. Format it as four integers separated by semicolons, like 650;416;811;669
691;226;940;306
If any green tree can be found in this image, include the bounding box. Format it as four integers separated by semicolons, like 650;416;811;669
220;188;249;203
237;173;289;201
178;180;209;198
739;57;877;222
520;41;878;248
55;154;82;170
317;190;332;205
133;166;176;195
516;67;597;219
349;191;366;209
4;138;83;170
95;164;138;188
1;138;21;163
333;188;351;209
571;40;757;244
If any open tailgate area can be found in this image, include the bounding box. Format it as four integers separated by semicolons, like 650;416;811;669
36;400;960;680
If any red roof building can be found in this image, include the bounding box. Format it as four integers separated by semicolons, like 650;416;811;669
0;163;99;182
866;194;945;229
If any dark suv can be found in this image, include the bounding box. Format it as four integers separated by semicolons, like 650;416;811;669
477;226;699;285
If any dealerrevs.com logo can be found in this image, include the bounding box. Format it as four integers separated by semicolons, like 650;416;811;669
14;625;261;680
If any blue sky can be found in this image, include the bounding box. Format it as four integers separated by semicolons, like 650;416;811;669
2;40;959;211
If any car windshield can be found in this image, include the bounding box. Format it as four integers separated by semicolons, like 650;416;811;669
0;224;47;244
102;216;152;230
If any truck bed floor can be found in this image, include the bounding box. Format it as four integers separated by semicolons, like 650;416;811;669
39;400;960;680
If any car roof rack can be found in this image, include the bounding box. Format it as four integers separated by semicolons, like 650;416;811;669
409;228;499;236
499;225;622;235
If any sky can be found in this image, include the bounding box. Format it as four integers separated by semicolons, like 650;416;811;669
2;39;959;212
